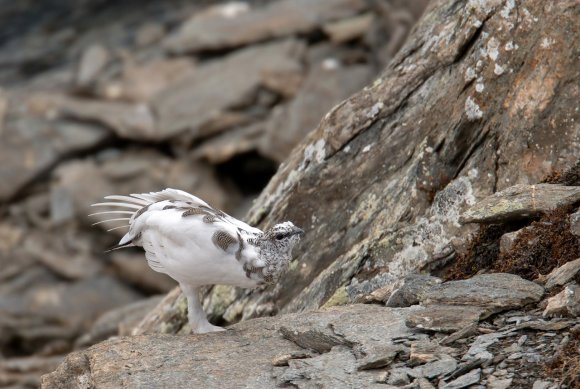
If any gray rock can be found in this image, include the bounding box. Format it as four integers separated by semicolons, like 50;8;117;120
462;333;504;361
33;93;156;141
154;39;306;141
0;117;108;202
407;355;457;379
544;258;580;289
193;121;265;164
164;0;367;53
487;375;513;389
387;368;410;385
271;351;315;367
22;231;102;281
421;273;544;317
409;340;456;364
515;320;574;331
0;355;63;389
42;304;415;389
440;323;478;345
75;296;163;348
570;209;580;236
417;377;436;389
386;274;442;307
499;230;520;255
76;44;110;89
100;57;196;103
532;380;555;389
356;344;404;370
440;368;481;389
134;22;165;48
259;61;373;162
280;304;419;353
132;287;187;336
543;284;580;317
277;346;384;388
0;276;141;350
406;305;485;333
322;13;375;44
460;184;580;224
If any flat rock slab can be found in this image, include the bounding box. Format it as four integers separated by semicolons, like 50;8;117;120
276;346;386;388
153;39;306;141
0;276;141;349
0;117;108;202
460;184;580;224
421;273;544;317
406;305;486;333
440;368;481;389
164;0;367;53
386;274;443;308
41;305;419;389
259;62;373;162
279;304;419;352
544;258;580;289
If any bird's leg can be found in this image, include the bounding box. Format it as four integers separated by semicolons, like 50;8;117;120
180;283;225;334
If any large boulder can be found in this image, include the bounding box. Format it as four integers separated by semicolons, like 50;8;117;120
135;0;579;334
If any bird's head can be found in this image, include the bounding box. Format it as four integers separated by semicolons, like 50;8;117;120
261;221;304;257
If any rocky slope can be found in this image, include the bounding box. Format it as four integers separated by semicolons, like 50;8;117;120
42;261;580;388
2;0;580;387
0;0;428;387
42;179;580;388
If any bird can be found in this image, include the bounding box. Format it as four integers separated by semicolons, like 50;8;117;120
90;188;303;333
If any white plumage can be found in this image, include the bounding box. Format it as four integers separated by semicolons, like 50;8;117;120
91;188;303;333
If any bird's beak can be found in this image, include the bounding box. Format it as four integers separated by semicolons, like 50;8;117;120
294;227;305;236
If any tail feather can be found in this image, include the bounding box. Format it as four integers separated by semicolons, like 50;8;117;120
91;202;142;209
103;195;150;205
91;217;130;226
104;241;134;253
88;211;135;217
106;225;130;232
91;188;208;252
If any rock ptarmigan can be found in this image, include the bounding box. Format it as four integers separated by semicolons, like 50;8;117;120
91;188;303;333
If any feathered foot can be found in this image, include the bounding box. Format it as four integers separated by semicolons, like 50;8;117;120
180;283;225;334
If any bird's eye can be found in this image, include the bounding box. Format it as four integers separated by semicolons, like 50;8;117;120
275;234;285;240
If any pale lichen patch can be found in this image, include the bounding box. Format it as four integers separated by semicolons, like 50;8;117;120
504;41;517;51
487;37;500;61
465;67;477;82
494;63;505;75
302;139;326;167
500;0;515;19
465;96;484;120
367;101;384;119
475;77;485;92
540;37;553;49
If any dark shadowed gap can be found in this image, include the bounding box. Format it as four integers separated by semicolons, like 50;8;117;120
215;151;278;196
